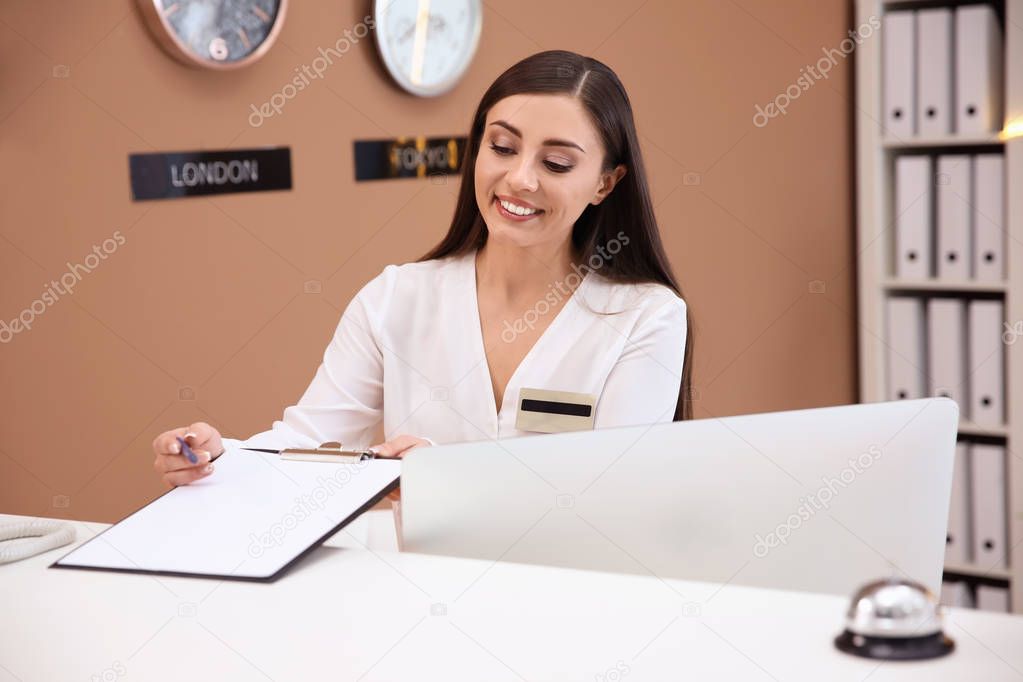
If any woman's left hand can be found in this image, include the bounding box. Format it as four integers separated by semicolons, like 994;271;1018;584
369;435;431;501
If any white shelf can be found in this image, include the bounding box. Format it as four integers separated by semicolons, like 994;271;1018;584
958;420;1009;439
943;562;1012;581
882;133;1004;149
881;278;1008;294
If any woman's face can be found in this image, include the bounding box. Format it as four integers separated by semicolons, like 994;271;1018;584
474;93;625;252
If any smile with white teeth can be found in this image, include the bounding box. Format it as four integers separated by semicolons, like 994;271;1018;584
498;198;541;216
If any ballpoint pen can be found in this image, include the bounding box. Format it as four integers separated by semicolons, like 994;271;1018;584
239;442;400;462
176;436;199;465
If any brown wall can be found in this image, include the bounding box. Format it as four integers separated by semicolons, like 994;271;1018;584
0;1;856;523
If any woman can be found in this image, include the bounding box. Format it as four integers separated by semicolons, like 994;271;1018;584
152;50;694;491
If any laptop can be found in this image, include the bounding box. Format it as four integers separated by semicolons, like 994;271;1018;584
400;398;959;597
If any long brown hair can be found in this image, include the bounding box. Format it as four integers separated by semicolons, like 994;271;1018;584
421;50;694;420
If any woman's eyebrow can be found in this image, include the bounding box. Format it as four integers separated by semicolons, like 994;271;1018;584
489;120;586;153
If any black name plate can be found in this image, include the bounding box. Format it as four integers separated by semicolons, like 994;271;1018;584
354;136;466;181
129;147;292;201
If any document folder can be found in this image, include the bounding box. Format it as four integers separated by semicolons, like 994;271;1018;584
955;5;1004;134
895;156;933;278
972;154;1005;281
883;11;916;138
917;9;953;136
936;155;972;280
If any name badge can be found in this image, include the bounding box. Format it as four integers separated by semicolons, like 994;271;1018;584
515;388;596;433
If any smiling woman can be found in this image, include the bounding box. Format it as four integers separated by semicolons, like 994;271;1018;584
424;50;693;420
151;50;694;495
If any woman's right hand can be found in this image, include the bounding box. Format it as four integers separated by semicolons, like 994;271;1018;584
152;422;224;488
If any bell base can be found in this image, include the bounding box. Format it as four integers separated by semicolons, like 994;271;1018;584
834;629;955;661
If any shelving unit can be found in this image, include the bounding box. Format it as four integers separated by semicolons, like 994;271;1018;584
855;0;1022;612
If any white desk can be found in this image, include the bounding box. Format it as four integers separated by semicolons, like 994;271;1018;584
2;513;1022;681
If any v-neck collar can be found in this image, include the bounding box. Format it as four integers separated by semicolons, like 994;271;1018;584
465;250;590;424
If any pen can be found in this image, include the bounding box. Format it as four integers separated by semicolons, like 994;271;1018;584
176;436;199;465
240;446;399;461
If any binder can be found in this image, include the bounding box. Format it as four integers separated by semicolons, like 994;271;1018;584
972;154;1005;281
916;9;953;136
883;11;916;138
936;156;972;280
886;296;926;400
927;298;968;407
955;5;1004;134
969;444;1007;569
940;580;974;608
967;300;1005;426
895;156;933;278
976;584;1010;612
51;448;401;581
944;442;971;564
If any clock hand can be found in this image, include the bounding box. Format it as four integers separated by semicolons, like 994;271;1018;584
398;23;416;44
410;0;432;86
397;15;442;46
211;0;227;52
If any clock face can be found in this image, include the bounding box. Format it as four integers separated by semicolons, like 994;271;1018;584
374;0;482;97
138;0;287;69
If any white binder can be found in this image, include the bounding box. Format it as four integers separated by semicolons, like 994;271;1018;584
955;5;1004;134
916;9;953;136
967;300;1005;426
969;443;1007;569
976;584;1010;612
883;11;916;138
972;154;1005;281
940;580;974;608
886;296;926;400
895;156;933;279
944;442;971;564
927;298;967;407
936;155;972;280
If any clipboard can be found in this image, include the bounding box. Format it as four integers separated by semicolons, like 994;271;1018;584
49;446;400;582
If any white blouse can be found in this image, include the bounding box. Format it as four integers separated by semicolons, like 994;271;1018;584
223;250;687;452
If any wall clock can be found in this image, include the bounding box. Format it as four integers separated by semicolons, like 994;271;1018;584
137;0;288;70
374;0;482;97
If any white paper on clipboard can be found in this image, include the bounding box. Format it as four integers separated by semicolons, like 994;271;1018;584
51;448;400;581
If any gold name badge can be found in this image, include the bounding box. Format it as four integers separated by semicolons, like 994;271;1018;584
515;388;596;433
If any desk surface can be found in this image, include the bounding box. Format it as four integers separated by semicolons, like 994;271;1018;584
2;513;1022;682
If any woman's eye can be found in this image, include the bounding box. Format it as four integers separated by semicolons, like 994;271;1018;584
544;161;573;173
488;142;572;173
